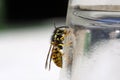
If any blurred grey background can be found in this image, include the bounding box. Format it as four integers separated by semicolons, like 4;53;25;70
0;0;69;80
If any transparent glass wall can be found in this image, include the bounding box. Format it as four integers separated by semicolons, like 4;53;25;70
66;0;120;54
63;0;120;80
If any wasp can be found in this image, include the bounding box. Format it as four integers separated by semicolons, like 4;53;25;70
45;24;70;70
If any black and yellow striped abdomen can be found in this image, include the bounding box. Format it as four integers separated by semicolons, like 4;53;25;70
52;47;63;68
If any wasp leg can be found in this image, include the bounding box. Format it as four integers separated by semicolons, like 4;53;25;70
64;41;72;47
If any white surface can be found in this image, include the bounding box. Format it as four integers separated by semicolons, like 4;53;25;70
0;26;60;80
72;0;120;6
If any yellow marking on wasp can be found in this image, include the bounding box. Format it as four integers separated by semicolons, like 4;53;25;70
45;26;70;70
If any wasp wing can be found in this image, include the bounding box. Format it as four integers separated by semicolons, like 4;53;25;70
48;50;53;70
45;44;53;70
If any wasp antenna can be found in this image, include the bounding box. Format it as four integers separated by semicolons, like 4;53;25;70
53;19;57;29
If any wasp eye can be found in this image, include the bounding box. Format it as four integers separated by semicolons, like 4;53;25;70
57;29;64;33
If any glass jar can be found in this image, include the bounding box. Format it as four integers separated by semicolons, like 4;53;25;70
62;0;120;80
